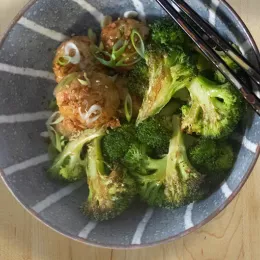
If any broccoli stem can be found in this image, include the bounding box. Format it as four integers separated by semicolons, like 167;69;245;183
55;128;105;169
49;128;105;179
166;115;184;179
145;157;167;182
87;137;105;179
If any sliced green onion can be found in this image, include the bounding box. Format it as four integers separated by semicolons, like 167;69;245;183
55;133;66;152
78;78;89;86
48;126;66;153
88;28;97;43
78;72;90;86
47;111;64;126
112;40;129;60
124;94;133;122
51;115;64;125
100;50;112;59
101;16;112;28
48;126;56;148
116;53;141;67
91;44;116;67
54;72;78;96
57;55;71;66
46;113;67;153
92;37;139;68
95;56;116;68
64;42;81;64
123;11;138;19
46;112;59;126
130;29;145;59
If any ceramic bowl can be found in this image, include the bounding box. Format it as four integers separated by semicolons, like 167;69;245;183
0;0;259;248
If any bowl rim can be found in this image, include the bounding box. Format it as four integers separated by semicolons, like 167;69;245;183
0;0;259;249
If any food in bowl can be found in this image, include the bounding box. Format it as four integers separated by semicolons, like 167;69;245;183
46;17;245;221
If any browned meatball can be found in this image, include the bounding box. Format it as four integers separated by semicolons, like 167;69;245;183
56;118;85;138
53;36;105;83
55;71;120;137
101;18;149;70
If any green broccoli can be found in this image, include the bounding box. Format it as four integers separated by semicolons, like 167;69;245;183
150;18;190;48
189;139;234;187
82;136;137;221
124;115;205;208
136;117;172;155
102;124;137;162
181;75;243;139
196;54;214;73
158;100;182;116
137;45;197;124
127;59;149;98
214;50;240;83
124;143;167;207
49;128;105;182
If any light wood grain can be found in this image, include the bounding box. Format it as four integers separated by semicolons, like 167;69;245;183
0;0;260;259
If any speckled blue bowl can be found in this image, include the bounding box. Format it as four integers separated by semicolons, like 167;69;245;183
0;0;259;249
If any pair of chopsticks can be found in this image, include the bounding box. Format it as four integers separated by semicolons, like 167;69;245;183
155;0;260;115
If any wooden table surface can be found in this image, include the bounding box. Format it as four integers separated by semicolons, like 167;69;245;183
0;0;260;259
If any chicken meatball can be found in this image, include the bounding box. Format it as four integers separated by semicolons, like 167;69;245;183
101;18;149;70
53;36;104;83
56;118;84;138
55;71;120;137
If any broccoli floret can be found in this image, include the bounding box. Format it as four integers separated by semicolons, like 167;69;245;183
49;128;105;182
102;124;136;162
136;117;172;155
173;88;190;102
150;18;190;47
164;115;205;206
159;100;182;116
214;50;240;83
181;75;243;139
189;139;234;187
82;137;137;221
196;54;214;72
124;115;205;208
124;143;167;206
127;59;149;98
137;45;197;123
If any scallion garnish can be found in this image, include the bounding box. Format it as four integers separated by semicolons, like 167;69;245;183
112;40;128;60
54;72;78;96
57;55;71;66
93;38;141;68
46;112;67;153
130;29;145;59
48;126;66;153
78;72;90;86
64;42;81;64
124;94;133;122
116;52;141;67
47;111;64;126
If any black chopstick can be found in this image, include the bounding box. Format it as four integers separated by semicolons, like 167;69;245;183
155;0;260;115
171;0;260;86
